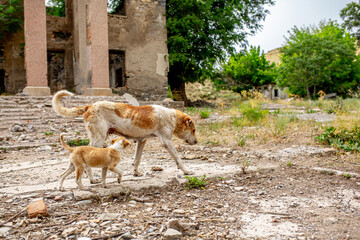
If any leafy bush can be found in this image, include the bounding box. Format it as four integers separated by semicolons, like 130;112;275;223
240;103;268;124
67;138;90;147
316;126;360;152
200;110;210;119
184;175;208;189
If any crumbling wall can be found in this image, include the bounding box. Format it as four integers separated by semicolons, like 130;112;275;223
46;15;74;93
3;31;25;94
108;0;168;101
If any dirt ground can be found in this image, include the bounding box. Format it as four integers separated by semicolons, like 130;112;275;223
1;123;360;239
0;87;360;239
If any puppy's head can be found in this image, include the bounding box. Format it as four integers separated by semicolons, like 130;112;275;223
174;111;198;145
111;137;131;149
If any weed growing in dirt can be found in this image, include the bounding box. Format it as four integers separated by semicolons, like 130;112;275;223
200;110;210;119
241;160;250;174
320;170;335;175
316;126;360;152
236;136;246;146
343;173;351;179
184;175;208;189
44;131;53;136
286;161;293;167
239;102;269;125
67;138;90;147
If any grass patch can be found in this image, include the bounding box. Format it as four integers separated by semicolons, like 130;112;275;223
67;138;90;147
316;126;360;152
184;175;208;189
200;110;210;119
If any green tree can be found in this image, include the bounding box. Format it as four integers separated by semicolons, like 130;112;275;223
166;0;274;105
0;0;23;44
340;0;360;45
46;0;65;17
277;21;360;99
217;46;276;92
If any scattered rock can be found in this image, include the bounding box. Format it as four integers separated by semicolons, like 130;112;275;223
97;213;122;221
73;190;98;201
164;228;182;239
120;232;133;239
61;227;77;238
0;227;11;237
166;219;185;232
26;199;49;218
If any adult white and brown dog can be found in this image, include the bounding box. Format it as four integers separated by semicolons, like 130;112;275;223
59;134;130;191
52;90;197;178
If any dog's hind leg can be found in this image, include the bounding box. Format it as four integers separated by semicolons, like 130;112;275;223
58;163;75;191
75;166;89;190
133;140;146;176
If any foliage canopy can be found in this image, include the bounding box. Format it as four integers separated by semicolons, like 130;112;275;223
166;0;275;103
217;46;276;92
277;21;360;99
340;0;360;44
0;0;23;44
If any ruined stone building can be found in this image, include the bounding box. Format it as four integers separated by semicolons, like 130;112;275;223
0;0;169;100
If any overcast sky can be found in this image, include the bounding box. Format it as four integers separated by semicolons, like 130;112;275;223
247;0;354;53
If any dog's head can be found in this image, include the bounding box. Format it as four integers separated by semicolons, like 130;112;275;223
111;137;131;149
174;111;198;145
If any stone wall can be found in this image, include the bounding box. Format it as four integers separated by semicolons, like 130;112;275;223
108;0;168;100
2;0;168;100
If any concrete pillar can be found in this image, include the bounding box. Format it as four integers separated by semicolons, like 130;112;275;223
72;0;111;96
23;0;50;96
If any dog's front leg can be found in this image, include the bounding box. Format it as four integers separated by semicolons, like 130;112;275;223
101;167;108;188
133;140;147;176
161;138;194;175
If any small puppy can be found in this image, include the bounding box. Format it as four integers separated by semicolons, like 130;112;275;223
58;134;130;191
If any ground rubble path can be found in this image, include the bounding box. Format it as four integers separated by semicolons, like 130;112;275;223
0;95;359;239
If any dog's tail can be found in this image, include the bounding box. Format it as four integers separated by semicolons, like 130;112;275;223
52;90;89;117
60;133;74;153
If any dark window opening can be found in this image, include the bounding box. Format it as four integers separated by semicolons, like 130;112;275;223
47;50;66;93
274;89;279;98
115;68;123;87
109;50;126;88
0;70;5;93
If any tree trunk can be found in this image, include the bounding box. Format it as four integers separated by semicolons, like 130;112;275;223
305;78;310;99
168;63;189;106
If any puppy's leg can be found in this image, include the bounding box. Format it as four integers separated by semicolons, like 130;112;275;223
101;167;108;188
133;140;146;176
86;122;107;184
160;137;194;175
58;162;75;191
108;165;123;184
75;166;89;190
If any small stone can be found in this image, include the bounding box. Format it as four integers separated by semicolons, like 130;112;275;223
172;209;185;214
0;227;11;237
120;232;133;239
323;217;337;224
26;199;49;218
166;219;185;232
97;213;122;221
228;217;236;223
233;187;244;191
61;227;77;238
164;229;182;239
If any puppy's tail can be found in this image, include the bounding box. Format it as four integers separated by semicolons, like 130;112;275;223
52;90;89;117
60;133;74;153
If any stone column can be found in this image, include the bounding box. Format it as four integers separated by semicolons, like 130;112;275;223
22;0;50;96
86;0;111;96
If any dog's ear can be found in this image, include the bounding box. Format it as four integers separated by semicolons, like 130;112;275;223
185;118;193;127
123;139;130;148
111;138;116;145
